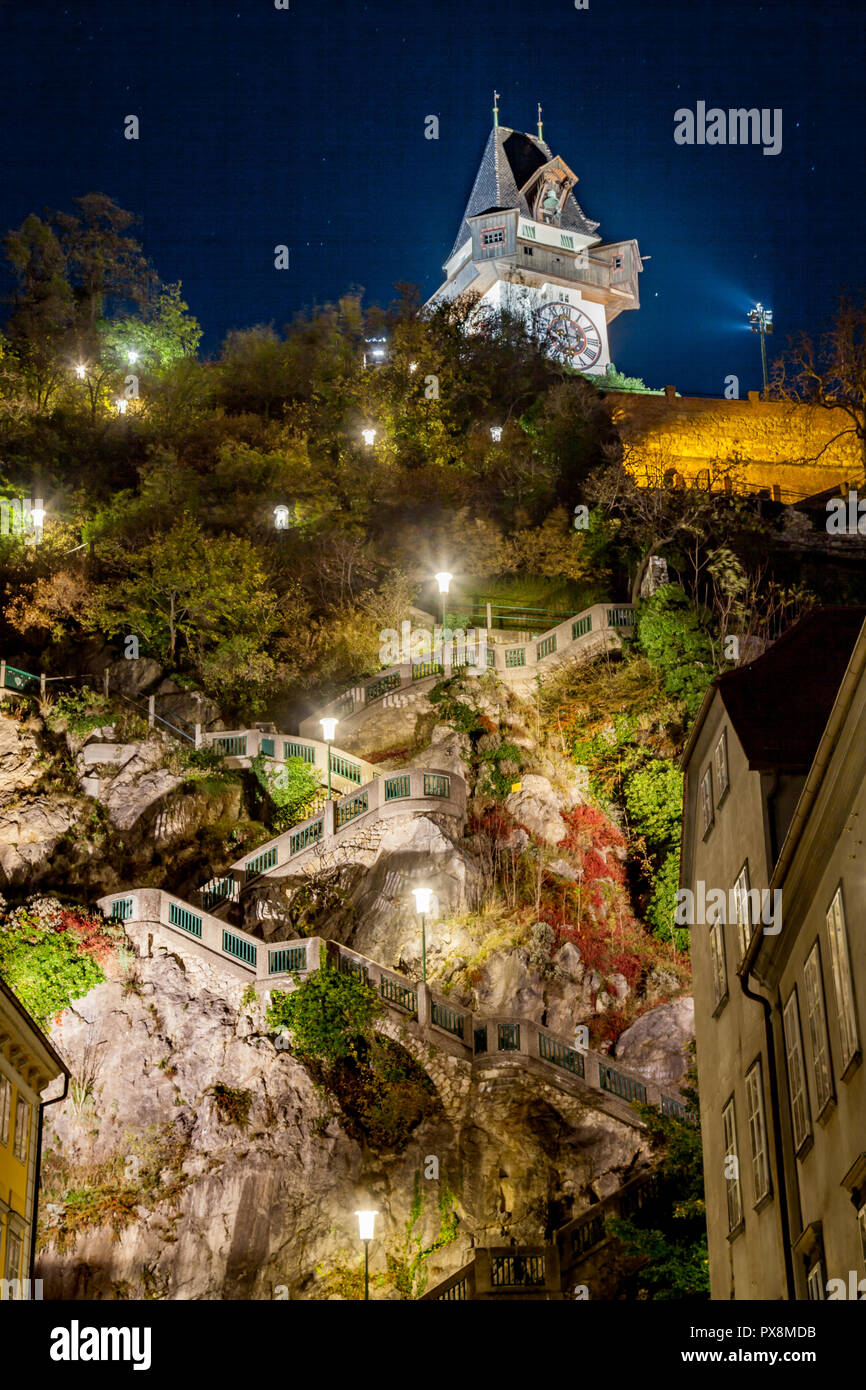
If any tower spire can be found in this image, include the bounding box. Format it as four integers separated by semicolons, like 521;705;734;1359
493;90;500;127
537;103;543;140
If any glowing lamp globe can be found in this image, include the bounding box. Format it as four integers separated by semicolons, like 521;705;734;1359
320;717;338;743
412;888;433;915
356;1210;377;1241
434;571;453;596
361;428;377;447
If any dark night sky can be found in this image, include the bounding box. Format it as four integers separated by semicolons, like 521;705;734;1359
1;0;863;396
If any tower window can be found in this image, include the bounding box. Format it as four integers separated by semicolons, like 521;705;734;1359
612;254;624;271
523;247;533;256
481;226;505;248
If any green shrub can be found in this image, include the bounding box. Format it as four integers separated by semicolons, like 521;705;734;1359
646;847;688;950
266;962;383;1065
251;751;322;831
623;760;683;854
0;901;124;1026
635;585;715;719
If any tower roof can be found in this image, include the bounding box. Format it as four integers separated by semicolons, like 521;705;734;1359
447;125;600;264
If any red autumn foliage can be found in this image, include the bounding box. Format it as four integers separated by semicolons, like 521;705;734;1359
57;909;122;966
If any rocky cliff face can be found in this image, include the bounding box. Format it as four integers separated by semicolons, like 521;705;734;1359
37;929;651;1300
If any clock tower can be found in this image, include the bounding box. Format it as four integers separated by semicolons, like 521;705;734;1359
427;104;643;373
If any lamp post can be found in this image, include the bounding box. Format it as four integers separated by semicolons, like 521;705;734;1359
747;302;774;396
320;717;337;800
355;1210;377;1299
412;887;433;983
115;398;128;415
361;428;377;447
490;425;503;442
434;571;453;629
75;363;87;380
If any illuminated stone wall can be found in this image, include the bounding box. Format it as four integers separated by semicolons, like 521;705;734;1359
606;389;862;501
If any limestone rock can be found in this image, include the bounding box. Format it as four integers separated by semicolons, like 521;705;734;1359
614;996;695;1090
0;796;85;885
0;713;42;800
106;656;164;697
504;773;582;848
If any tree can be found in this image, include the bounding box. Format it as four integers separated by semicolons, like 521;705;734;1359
266;963;383;1065
3;214;74;408
608;1054;709;1300
587;448;747;603
771;294;866;481
86;517;279;710
635;583;715;719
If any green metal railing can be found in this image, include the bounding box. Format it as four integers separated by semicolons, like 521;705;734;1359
486;647;496;667
660;1094;700;1125
598;1062;647;1105
536;634;557;660
504;648;526;668
111;897;133;922
339;954;369;983
380;976;416;1012
366;673;400;703
3;665;39;692
290;818;323;855
329;752;362;783
335;790;369;828
571;1211;606;1258
169;902;202;938
497;1022;521;1051
490;1254;545;1287
284;741;316;763
384;774;411;801
261;737;275;758
571;614;592;640
620;1175;660;1219
423;774;450;798
538;1033;585;1077
438;1276;469;1301
246;846;277;877
223;930;257;967
607;608;635;628
412;660;443;680
269;945;308;975
431;1001;466;1039
214;735;247;757
201;877;234;910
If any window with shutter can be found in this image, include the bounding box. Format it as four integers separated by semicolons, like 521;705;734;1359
803;941;834;1113
783;989;811;1152
826;887;860;1072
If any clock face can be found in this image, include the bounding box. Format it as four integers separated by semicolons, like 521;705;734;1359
533;302;602;369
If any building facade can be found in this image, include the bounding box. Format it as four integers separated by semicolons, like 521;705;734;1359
427;105;642;374
681;608;866;1299
0;977;69;1298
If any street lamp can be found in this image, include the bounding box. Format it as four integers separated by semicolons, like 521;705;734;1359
115;398;128;415
747;302;774;396
434;571;453;628
273;504;291;531
355;1210;377;1300
361;428;377;447
127;349;139;365
490;425;503;442
320;716;337;800
75;363;87;380
409;361;418;373
412;887;433;983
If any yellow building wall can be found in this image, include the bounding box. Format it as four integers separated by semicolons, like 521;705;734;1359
0;1073;33;1289
607;391;862;501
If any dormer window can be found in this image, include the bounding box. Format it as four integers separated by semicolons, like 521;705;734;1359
481;226;505;248
612;254;624;271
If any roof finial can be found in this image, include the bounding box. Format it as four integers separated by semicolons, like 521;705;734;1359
493;90;500;128
537;103;543;140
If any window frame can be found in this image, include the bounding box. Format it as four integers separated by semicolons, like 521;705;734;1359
783;987;812;1155
806;1262;825;1301
0;1072;10;1146
745;1057;772;1205
3;1225;22;1283
802;939;835;1116
825;885;861;1076
722;1096;744;1235
480;225;506;249
710;919;729;1013
699;766;714;837
12;1095;29;1165
733;861;753;962
714;728;730;803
